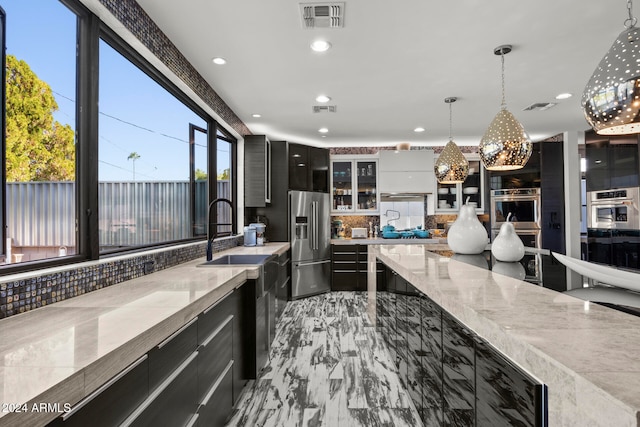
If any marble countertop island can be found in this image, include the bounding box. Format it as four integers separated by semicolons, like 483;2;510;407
0;242;289;427
369;244;640;427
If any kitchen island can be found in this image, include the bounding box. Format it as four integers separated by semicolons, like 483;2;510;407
369;244;640;426
0;242;289;427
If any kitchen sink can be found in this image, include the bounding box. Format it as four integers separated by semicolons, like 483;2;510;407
198;254;274;266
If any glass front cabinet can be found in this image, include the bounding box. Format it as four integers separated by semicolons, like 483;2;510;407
331;156;379;214
435;157;485;213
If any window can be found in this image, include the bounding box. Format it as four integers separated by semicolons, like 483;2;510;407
0;0;237;271
2;1;78;265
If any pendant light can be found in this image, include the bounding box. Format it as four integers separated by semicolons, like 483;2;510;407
479;45;532;171
435;97;469;183
582;0;640;135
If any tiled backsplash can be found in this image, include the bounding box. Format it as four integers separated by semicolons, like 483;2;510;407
0;236;242;319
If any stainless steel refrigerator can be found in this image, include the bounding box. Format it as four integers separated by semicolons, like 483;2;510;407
289;190;331;299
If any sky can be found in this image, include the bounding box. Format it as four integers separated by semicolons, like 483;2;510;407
3;0;228;181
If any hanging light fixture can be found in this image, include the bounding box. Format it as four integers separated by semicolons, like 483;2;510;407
434;97;469;183
479;45;532;171
582;0;640;135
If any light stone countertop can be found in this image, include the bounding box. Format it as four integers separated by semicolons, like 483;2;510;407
369;244;640;427
0;242;289;427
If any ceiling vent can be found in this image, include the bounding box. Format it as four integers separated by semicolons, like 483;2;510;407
523;102;557;111
312;105;337;113
300;3;345;28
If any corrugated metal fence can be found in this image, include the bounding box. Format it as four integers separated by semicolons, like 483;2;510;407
6;180;231;248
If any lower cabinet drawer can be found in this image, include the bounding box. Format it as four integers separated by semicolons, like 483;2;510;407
198;316;233;403
50;356;149;427
198;360;234;427
148;318;198;391
127;351;199;427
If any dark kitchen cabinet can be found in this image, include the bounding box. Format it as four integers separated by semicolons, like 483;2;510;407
377;262;548;426
331;244;381;291
276;250;291;321
585;131;640;192
49;285;253;427
246;141;329;243
475;338;548;427
289;143;329;193
48;355;149;427
244;135;271;207
540;141;565;254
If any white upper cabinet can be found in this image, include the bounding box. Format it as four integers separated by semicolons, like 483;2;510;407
378;150;435;194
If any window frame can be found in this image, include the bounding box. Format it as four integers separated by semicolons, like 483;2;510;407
0;0;237;274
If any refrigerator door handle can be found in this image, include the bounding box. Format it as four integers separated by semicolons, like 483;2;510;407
294;259;331;267
312;201;318;250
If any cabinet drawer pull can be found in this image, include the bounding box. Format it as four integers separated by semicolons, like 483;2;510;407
185;413;199;427
157;317;198;349
335;251;357;255
201;315;234;348
200;360;234;407
203;289;234;314
63;354;148;420
120;351;199;427
334;270;357;273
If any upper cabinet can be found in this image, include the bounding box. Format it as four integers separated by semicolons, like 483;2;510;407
244;135;271;207
435;156;485;213
378;150;434;194
288;143;329;193
585;131;640;192
331;155;379;214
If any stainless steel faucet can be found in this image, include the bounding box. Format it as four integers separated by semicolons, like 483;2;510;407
206;198;233;261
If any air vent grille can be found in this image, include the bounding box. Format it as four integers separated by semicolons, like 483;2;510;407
523;102;557;111
313;105;337;113
300;3;345;28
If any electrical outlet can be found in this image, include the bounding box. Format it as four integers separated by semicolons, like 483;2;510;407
144;260;155;275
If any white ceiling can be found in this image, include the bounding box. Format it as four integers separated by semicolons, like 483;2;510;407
132;0;626;147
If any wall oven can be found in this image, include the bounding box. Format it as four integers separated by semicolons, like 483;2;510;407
490;188;541;248
587;187;640;230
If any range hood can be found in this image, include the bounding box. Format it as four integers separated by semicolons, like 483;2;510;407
380;193;428;202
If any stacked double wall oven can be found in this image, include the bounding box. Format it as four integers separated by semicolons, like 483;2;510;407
587;187;640;270
490;188;542;248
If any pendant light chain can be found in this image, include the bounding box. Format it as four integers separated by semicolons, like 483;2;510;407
626;0;637;28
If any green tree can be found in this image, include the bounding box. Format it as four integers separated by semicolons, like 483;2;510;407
5;54;75;181
195;168;207;180
218;168;230;180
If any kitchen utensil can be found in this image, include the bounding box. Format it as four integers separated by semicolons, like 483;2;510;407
382;230;400;239
351;227;367;239
401;230;414;238
382;224;395;233
414;229;429;238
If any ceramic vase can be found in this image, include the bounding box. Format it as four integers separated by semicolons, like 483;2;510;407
491;215;525;262
447;200;489;254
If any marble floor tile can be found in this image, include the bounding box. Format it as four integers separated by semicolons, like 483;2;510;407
226;291;422;427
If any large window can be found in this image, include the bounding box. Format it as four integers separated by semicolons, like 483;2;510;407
2;1;77;264
98;38;209;251
1;0;237;270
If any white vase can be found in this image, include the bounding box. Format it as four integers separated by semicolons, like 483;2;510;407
447;203;489;254
491;222;525;262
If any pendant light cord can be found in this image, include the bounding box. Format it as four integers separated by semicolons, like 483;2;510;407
449;101;453;141
626;0;637;28
500;51;507;109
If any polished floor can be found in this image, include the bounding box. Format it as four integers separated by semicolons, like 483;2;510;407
226;292;422;427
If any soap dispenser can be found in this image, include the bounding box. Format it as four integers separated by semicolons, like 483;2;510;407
491;213;525;262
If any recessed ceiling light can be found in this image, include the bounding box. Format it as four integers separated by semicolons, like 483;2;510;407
318;127;329;133
555;93;573;100
212;57;226;65
316;95;331;103
414;127;425;133
310;40;331;52
252;113;261;118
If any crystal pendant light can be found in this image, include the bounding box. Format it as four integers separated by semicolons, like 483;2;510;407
435;97;469;183
479;45;532;171
582;0;640;135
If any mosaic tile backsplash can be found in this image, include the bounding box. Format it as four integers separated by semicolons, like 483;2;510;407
0;236;242;319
